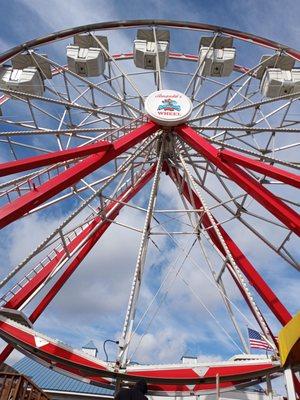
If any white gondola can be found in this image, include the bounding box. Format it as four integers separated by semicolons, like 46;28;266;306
198;36;236;77
11;53;52;79
66;34;108;77
133;29;170;70
0;52;52;96
0;67;44;96
261;68;300;98
256;54;295;79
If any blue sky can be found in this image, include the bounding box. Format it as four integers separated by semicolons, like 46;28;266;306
0;0;299;395
0;0;299;51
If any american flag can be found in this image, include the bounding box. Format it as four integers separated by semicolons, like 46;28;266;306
248;328;273;350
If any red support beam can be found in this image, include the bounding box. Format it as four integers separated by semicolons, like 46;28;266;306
164;163;292;326
225;261;277;346
175;125;300;236
218;149;300;189
29;164;156;322
0;164;156;364
0;140;113;177
4;166;156;311
0;121;158;229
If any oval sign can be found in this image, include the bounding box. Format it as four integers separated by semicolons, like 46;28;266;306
145;90;192;127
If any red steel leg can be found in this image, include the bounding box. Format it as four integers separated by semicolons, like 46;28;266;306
0;164;156;364
175;125;300;236
164;163;292;326
0;121;158;229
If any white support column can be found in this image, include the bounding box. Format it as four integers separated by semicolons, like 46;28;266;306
284;366;297;400
118;133;165;366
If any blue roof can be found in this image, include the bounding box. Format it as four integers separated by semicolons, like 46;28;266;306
14;357;113;396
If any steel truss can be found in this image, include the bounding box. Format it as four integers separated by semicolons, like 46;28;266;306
0;19;299;398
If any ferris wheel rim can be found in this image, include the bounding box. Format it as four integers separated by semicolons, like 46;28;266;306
1;18;300;65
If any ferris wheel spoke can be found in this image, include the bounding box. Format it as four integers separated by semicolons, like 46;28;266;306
206;137;299;170
202;126;300;134
167;156;277;346
0;127;118;143
190;91;300;127
33;52;142;118
151;27;163;91
0;87;135;125
164;152;250;353
0;107;69;135
197;236;250;353
165;160;291;327
191;126;300;157
90;33;145;104
0;137;54;154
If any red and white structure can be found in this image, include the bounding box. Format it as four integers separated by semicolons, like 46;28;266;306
0;20;299;398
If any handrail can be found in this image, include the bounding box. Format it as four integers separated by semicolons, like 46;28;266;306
0;372;50;400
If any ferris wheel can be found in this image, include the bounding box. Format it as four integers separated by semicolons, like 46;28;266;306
0;19;299;398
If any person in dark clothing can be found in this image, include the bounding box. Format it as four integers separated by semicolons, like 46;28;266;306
115;379;148;400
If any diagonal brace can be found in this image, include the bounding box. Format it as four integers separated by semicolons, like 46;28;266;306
0;140;113;177
0;164;156;364
218;148;300;189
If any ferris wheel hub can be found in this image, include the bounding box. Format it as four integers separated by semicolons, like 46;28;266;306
145;90;192;127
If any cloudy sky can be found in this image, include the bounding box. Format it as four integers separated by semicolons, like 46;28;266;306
0;0;299;396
